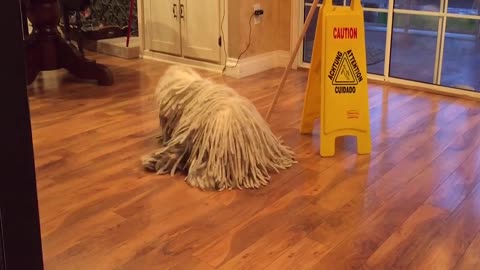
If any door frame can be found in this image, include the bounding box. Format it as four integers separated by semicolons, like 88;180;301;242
291;0;480;100
1;0;44;269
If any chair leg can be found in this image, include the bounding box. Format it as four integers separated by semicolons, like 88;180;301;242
62;7;72;42
75;12;84;55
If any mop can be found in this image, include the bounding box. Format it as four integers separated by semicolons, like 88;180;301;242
142;65;296;191
265;0;320;121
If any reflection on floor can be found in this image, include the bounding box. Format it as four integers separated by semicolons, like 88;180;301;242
30;53;480;269
304;26;480;92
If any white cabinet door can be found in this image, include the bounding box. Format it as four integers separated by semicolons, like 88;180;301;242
147;0;182;55
179;0;221;62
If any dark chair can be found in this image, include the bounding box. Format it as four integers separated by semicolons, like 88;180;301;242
59;0;92;54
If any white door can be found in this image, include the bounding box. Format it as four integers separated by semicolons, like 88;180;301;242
179;0;221;62
147;0;182;55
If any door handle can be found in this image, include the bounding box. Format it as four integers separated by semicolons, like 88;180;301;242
180;4;184;19
173;3;177;18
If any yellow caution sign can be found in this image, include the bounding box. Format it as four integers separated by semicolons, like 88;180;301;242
300;0;371;157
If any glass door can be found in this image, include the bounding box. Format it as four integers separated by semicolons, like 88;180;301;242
299;0;480;92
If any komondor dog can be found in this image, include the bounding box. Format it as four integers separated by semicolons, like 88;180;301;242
142;65;296;191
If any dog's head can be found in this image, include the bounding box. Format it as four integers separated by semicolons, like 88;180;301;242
154;65;208;109
155;65;205;98
163;65;200;78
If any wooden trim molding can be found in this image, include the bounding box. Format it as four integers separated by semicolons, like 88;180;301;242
290;0;299;70
142;50;226;72
136;0;145;54
224;50;290;78
367;74;480;101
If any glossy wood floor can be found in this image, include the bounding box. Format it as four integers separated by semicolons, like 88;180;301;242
29;53;480;270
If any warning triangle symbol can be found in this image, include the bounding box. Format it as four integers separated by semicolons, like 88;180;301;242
333;53;358;85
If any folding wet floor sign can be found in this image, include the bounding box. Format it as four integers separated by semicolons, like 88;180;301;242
300;0;371;157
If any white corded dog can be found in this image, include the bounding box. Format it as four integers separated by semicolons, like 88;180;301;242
142;65;296;191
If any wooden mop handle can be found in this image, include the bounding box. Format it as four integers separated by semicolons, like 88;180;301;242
264;0;320;122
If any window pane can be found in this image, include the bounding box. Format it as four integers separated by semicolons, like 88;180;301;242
441;18;480;91
304;0;345;4
363;0;389;8
389;14;440;83
303;5;320;63
365;11;387;74
393;0;441;12
448;0;480;15
346;0;389;8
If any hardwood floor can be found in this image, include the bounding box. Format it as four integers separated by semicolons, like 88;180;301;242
29;52;480;270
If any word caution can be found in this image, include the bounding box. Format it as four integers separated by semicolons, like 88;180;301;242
333;27;358;39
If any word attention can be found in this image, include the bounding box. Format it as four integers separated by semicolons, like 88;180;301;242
328;50;363;94
333;27;358;39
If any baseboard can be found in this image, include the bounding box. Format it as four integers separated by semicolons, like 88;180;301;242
224;50;291;78
367;75;480;102
140;49;292;78
88;37;140;59
274;50;291;68
142;50;225;73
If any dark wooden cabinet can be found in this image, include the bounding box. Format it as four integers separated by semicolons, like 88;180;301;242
0;0;44;269
0;211;4;270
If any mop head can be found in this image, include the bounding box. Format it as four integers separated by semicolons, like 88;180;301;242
142;65;296;191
